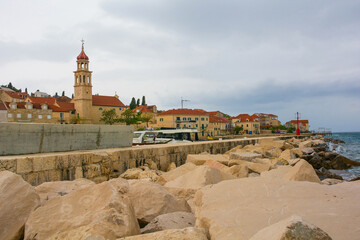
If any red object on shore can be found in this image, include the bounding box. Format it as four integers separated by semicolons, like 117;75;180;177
296;112;300;136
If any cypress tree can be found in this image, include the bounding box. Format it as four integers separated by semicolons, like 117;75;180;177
141;96;146;106
136;98;140;107
129;97;137;109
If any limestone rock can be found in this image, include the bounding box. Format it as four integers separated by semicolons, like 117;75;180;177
249;215;332;240
321;178;344;185
24;178;140;240
260;166;292;180
138;170;160;182
194;178;360;240
156;163;197;185
230;152;263;161
228;159;271;174
299;140;312;149
117;227;208;240
291;148;303;158
224;165;249;178
203;159;229;171
315;167;343;181
120;168;143;179
258;139;284;149
279;149;296;161
164;165;235;200
0;171;40;240
167;162;176;171
281;142;294;150
128;180;191;226
186;154;229;166
35;178;95;205
141;211;195;234
264;147;282;158
283;159;321;183
301;147;315;155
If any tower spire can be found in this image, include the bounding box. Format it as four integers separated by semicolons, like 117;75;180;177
81;38;85;51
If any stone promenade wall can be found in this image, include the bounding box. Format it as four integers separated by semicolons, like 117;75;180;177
0;136;296;186
0;123;133;156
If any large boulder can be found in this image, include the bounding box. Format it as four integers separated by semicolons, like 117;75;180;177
141;211;195;234
164;165;235;200
0;171;40;240
24;178;140;240
230;152;263;161
203;159;229;171
249;215;332;240
279;149;296;161
35;178;95;205
120;168;161;182
128;180;191;227
229;159;271;174
283;159;321;183
186;154;229;166
118;227;208;240
299;140;312;149
194;178;359;240
156;163;197;185
224;165;249;178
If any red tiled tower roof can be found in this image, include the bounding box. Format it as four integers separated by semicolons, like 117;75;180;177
77;43;89;60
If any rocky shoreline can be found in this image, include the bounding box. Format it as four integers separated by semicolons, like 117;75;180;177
0;135;359;240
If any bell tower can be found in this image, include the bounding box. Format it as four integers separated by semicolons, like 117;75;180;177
74;40;93;123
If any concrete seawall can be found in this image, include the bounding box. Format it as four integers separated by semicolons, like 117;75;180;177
0;136;302;186
0;123;133;156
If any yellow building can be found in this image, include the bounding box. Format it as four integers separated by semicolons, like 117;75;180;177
254;113;281;128
4;102;53;123
208;115;229;137
157;109;210;139
231;114;260;134
285;120;309;132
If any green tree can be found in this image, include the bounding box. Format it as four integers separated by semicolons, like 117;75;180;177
54;92;59;97
141;96;146;106
62;91;65;97
119;109;141;125
136;98;140;107
129;97;137;110
100;109;119;125
25;88;28;93
140;112;154;127
234;126;243;135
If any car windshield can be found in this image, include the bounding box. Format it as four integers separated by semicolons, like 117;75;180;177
133;133;142;138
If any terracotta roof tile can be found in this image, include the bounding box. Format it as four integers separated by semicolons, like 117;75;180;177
5;91;28;99
133;105;153;113
158;109;208;116
4;102;42;109
92;95;125;107
209;115;228;123
27;96;57;105
0;102;7;110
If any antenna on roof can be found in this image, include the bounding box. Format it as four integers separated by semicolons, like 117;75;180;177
181;97;190;109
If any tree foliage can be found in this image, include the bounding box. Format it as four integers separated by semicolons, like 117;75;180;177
140;112;154;127
129;97;137;110
100;109;119;125
119;109;141;125
141;96;146;106
1;82;21;92
234;126;243;134
136;98;140;107
62;91;65;97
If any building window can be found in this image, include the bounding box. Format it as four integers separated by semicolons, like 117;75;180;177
12;104;16;109
47;115;52;119
38;115;43;119
7;113;12;118
99;107;103;110
188;117;191;121
183;124;186;128
195;118;198;121
188;123;191;127
176;117;180;120
183;117;186;121
160;118;163;122
42;105;47;110
28;105;32;109
17;113;21;118
247;124;249;127
201;118;204;121
196;124;198;127
206;118;208;121
27;114;32;118
119;108;122;110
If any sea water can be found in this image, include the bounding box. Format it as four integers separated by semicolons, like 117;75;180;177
325;132;360;180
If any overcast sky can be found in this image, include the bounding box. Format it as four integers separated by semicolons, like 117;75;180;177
1;0;359;132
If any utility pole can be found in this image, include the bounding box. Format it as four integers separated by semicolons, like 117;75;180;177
181;97;190;109
296;112;300;136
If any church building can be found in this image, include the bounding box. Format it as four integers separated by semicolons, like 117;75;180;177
71;42;126;124
1;42;126;124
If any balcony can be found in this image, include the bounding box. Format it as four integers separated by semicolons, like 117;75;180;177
175;120;196;123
